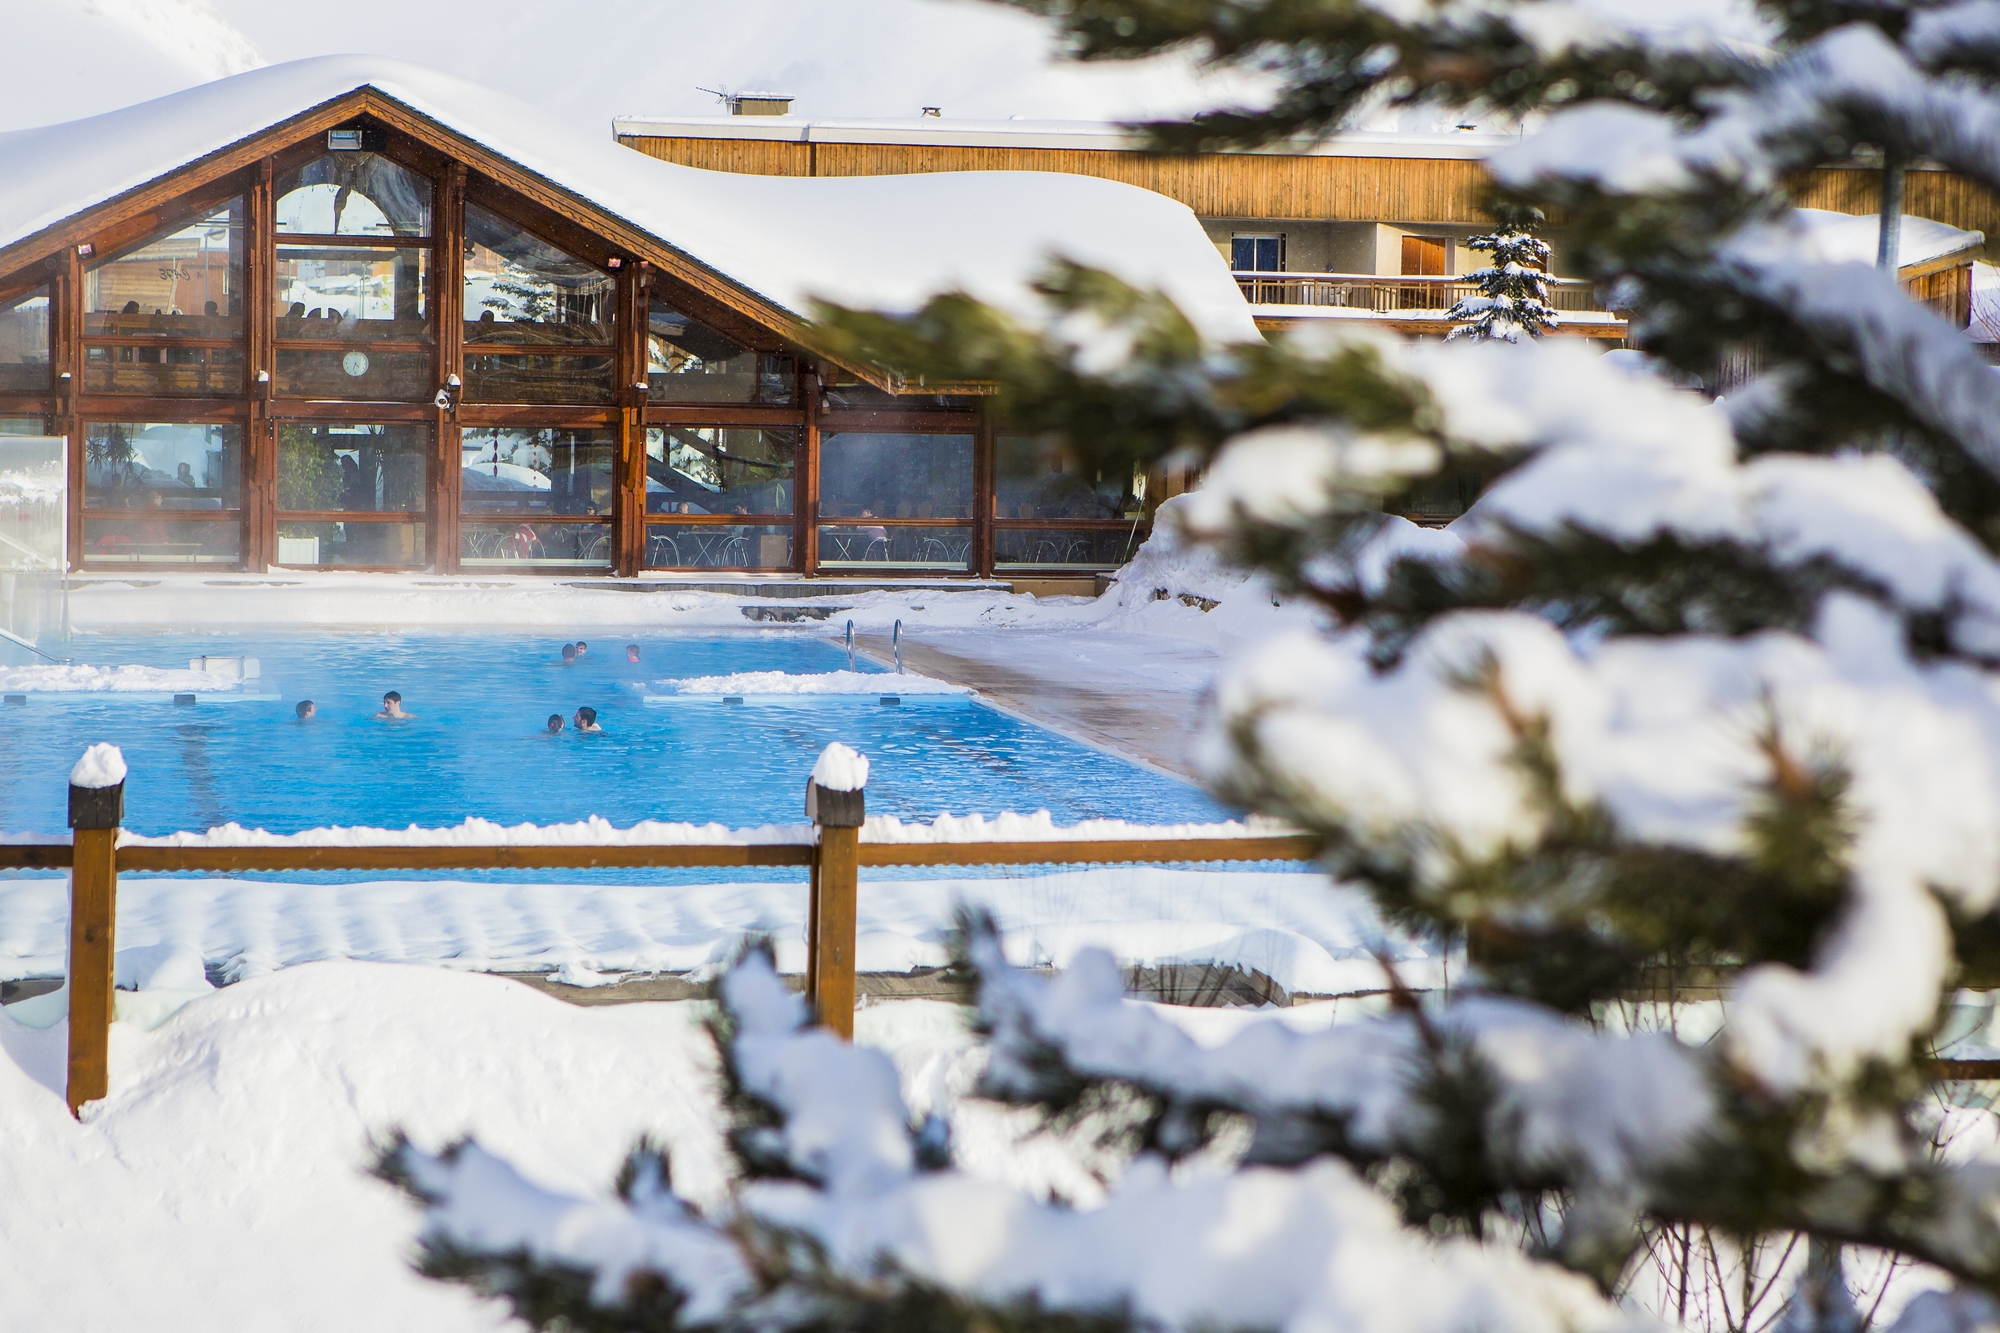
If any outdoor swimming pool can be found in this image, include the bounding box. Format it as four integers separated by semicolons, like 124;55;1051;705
0;632;1231;848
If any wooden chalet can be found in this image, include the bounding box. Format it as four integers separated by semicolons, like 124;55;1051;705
0;58;1252;580
614;113;1992;338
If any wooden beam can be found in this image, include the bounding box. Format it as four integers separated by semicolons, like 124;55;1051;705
435;162;466;574
0;844;73;869
67;826;118;1115
811;823;860;1038
799;362;821;575
56;245;82;569
246;157;276;572
116;844;814;872
858;836;1321;867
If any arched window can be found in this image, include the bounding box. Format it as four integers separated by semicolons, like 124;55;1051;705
273;153;434;400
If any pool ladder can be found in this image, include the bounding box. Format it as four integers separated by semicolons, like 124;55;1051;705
844;617;904;674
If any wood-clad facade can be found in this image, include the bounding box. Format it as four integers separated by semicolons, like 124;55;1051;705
0;94;1149;580
624;129;2000;249
622;134;1496;226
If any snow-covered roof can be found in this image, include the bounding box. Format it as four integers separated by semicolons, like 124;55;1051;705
611;112;1524;161
1787;207;1984;271
0;56;1258;349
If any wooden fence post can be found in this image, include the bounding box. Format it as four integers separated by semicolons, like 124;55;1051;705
806;772;864;1040
66;763;123;1117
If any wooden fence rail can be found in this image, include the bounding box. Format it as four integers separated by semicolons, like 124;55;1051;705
2;766;1320;1116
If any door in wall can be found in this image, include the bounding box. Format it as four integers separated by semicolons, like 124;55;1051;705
1399;235;1448;309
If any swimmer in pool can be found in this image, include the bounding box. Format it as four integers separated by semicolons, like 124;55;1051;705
572;705;601;733
375;691;415;719
574;641;589;658
295;700;315;720
625;644;640;663
546;713;564;733
561;643;577;663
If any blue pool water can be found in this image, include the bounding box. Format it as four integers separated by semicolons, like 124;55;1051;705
0;634;1231;859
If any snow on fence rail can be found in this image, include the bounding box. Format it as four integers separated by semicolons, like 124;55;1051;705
0;745;1319;1117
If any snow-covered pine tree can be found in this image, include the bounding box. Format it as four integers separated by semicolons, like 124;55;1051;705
377;1;2000;1331
1445;212;1558;341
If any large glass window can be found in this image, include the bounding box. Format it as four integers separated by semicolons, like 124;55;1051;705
84;200;245;397
644;426;795;570
996;435;1136;520
647;302;792;404
277;422;426;513
81;420;241;565
0;289;50;394
464;204;612;345
276;247;430;340
463;425;613;510
646;427;794;515
818;432;973;570
994;435;1144;572
85;201;245;335
276;152;432;238
463;205;614;406
273;162;432;402
84;421;240;510
821;432;972;519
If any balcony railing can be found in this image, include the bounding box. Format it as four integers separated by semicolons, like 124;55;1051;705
1233;271;1617;318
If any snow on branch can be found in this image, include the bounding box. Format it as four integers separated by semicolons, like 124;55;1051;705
385;948;1650;1333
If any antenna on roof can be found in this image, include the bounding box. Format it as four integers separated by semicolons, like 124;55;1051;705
697;85;795;116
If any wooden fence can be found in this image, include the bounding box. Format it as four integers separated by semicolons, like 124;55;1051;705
0;769;1318;1116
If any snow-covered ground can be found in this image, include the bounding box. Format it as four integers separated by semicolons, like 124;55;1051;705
0;866;1439;1001
0;959;1375;1330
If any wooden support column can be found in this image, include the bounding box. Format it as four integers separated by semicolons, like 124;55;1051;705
805;773;863;1039
614;262;647;577
66;771;123;1116
433;164;466;574
972;401;995;578
56;247;83;568
798;362;821;576
245;158;275;572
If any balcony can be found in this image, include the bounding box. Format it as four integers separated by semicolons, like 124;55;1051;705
1233;272;1627;338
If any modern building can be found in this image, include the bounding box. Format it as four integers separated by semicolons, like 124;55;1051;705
0;57;1254;581
613;112;1991;337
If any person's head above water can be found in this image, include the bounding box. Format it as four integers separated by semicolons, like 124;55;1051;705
561;643;577;662
376;691;413;719
574;641;588;657
625;644;640;662
546;713;564;733
295;700;315;720
573;706;600;732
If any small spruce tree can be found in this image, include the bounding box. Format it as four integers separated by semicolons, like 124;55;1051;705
1446;211;1557;341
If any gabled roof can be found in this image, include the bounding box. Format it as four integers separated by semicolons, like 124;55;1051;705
0;55;1258;374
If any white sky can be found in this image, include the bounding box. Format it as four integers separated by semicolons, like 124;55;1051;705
0;0;1262;134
